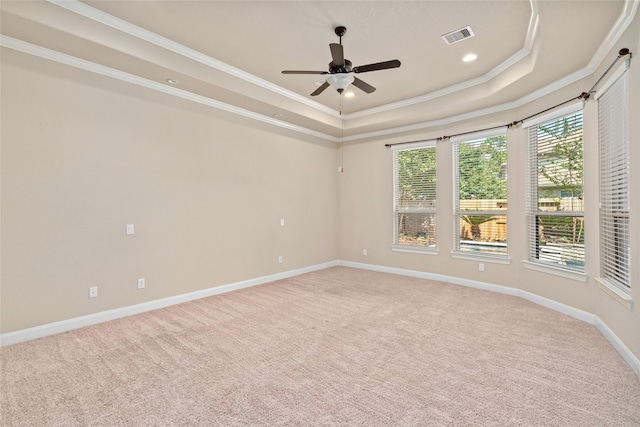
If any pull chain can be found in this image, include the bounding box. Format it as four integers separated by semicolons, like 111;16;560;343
340;93;344;173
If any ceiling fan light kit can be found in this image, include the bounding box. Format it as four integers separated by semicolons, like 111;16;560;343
326;74;355;93
282;26;401;96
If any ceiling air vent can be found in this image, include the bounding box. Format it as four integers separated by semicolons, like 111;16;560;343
441;26;475;45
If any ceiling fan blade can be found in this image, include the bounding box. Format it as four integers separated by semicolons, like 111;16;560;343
352;77;376;94
353;59;401;73
282;70;328;74
329;43;345;67
310;81;330;96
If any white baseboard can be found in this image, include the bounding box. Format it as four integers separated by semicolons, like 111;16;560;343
0;260;338;347
594;316;640;378
338;260;639;380
338;260;595;322
3;259;639;382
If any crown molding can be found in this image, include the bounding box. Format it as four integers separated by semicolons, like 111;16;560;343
587;0;639;73
0;34;602;144
47;0;340;119
3;0;635;143
344;0;634;121
343;66;593;142
45;0;637;127
0;36;340;143
49;0;541;122
483;0;539;80
344;0;540;120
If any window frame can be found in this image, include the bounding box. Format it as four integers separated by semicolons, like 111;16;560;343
391;141;438;254
452;129;509;261
524;103;586;277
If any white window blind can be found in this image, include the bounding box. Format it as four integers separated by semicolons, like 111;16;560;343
598;67;630;293
393;143;437;249
453;132;507;256
526;110;584;271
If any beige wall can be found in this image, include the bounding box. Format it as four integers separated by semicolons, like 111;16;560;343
1;49;338;332
339;16;640;362
1;14;639;365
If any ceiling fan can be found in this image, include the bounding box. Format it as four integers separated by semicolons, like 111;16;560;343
282;26;401;96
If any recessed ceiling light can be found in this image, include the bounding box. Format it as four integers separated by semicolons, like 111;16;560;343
344;91;355;98
166;79;179;84
273;113;281;118
462;54;478;62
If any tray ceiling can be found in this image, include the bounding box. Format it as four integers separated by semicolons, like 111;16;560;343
0;1;636;141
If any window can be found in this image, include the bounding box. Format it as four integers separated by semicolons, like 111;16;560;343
453;131;508;257
526;106;584;271
392;142;437;251
598;64;630;294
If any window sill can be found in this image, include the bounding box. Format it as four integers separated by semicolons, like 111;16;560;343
596;278;633;311
522;260;588;283
451;251;511;265
392;245;439;255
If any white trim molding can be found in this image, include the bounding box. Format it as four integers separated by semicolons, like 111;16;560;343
522;260;588;283
2;259;638;380
450;252;512;265
339;260;592;320
595;317;640;378
47;0;339;119
596;278;633;311
338;260;639;379
0;261;338;347
587;0;639;73
0;36;340;143
521;100;584;129
50;0;543;122
391;247;439;255
594;60;630;100
8;0;635;142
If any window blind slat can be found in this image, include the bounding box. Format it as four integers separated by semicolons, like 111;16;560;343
527;110;585;271
453;134;508;255
393;146;437;248
598;69;630;293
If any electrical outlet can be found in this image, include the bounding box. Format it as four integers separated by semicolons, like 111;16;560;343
280;218;285;226
126;224;135;235
479;263;485;272
278;256;283;264
363;249;368;256
89;286;98;298
137;278;145;289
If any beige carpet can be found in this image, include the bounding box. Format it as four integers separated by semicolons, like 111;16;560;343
1;266;639;426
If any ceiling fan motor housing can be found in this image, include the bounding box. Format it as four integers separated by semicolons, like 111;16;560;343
329;59;352;74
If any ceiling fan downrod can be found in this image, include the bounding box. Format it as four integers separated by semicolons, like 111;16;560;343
335;26;346;45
